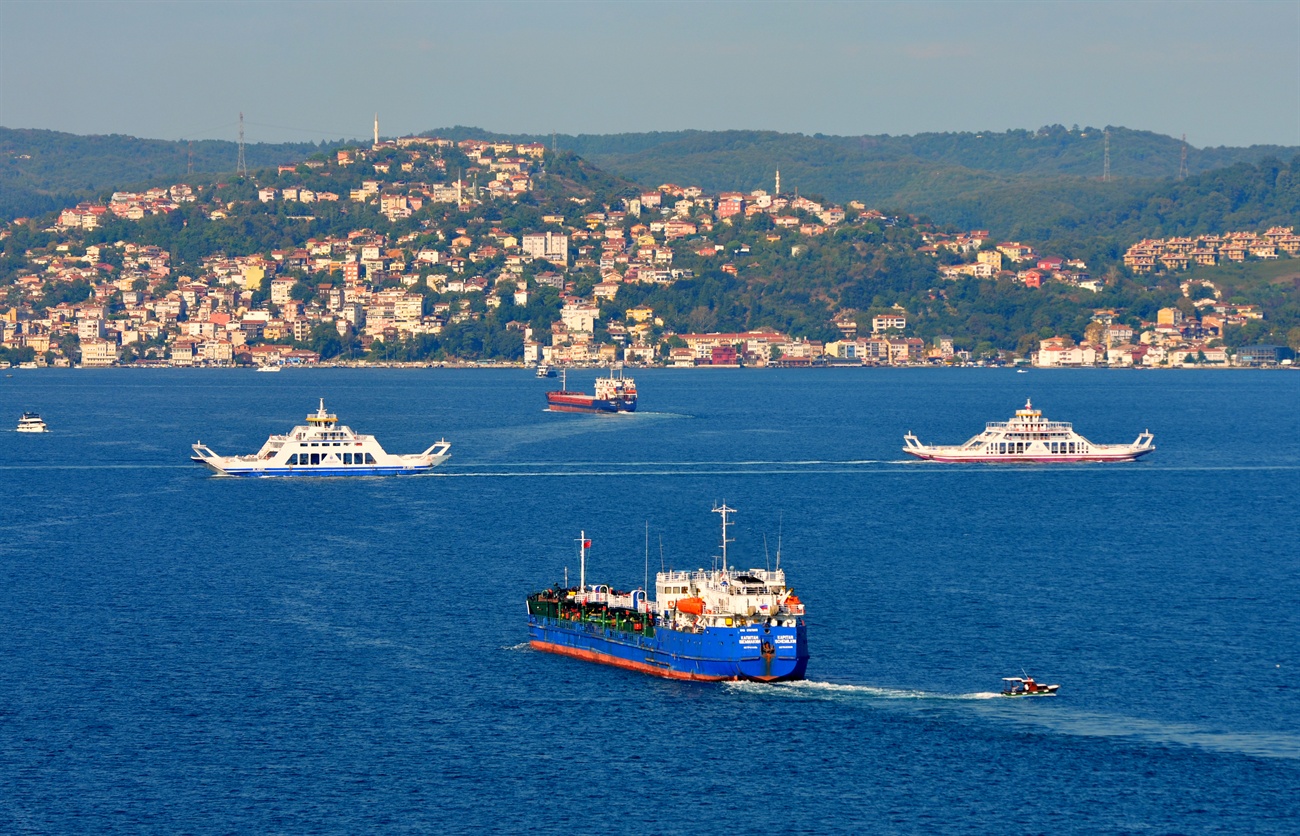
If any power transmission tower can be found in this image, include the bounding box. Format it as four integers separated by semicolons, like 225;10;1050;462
1102;129;1110;182
1178;134;1189;180
237;112;248;178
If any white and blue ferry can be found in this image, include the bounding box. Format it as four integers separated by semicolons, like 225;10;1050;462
527;505;809;682
191;399;451;477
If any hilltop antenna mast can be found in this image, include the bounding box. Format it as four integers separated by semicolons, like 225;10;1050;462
236;112;248;178
1102;129;1110;182
187;141;193;175
1178;134;1189;180
374;113;379;147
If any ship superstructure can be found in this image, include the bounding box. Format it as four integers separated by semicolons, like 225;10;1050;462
546;368;637;413
527;505;808;682
191;398;451;477
903;398;1154;463
16;413;48;433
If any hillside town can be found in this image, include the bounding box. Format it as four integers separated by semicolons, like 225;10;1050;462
2;135;1296;370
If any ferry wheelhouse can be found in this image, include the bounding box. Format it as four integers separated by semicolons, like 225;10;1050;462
191;398;451;477
527;505;809;682
903;399;1154;463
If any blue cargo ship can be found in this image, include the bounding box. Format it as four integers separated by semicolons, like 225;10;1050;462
527;505;809;682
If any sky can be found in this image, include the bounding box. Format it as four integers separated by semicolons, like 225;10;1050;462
1;0;1298;149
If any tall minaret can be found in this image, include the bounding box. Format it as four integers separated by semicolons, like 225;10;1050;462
775;170;781;196
373;113;379;147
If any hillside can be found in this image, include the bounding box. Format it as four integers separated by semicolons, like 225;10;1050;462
2;132;1299;369
417;126;1300;263
0;127;346;221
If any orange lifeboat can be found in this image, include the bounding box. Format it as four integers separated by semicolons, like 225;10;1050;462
675;597;706;615
785;595;802;607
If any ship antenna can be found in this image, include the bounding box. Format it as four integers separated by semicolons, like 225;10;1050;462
763;533;771;572
659;535;665;573
644;520;650;595
775;512;784;571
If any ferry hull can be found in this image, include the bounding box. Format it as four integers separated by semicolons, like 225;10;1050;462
195;459;447;477
904;449;1153;464
528;617;808;682
199;464;443;477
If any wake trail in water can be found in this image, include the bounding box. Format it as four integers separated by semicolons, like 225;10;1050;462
443;459;882;469
440;468;875;478
731;679;1300;760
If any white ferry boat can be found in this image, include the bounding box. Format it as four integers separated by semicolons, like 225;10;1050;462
191;399;451;477
16;412;49;433
903;399;1154;463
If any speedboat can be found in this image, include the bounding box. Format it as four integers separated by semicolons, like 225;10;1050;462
191;398;451;477
1001;676;1059;697
16;412;48;433
903;399;1154;463
256;365;282;373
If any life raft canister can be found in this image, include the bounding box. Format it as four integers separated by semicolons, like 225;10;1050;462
676;597;706;615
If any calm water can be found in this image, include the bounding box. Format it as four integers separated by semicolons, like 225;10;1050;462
1;368;1297;834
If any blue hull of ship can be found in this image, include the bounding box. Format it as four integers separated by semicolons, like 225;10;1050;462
528;616;808;682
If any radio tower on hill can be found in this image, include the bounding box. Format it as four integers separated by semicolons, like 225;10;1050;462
1102;129;1111;182
1178;134;1189;180
236;112;248;178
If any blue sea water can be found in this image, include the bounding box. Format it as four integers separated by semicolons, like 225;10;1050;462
1;367;1297;834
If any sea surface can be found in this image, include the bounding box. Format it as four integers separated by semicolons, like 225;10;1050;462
1;367;1297;834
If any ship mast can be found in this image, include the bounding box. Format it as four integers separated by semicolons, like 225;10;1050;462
714;503;735;574
577;530;587;593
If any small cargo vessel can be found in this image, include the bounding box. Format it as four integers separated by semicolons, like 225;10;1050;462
903;399;1154;463
191;398;450;477
16;412;49;433
1001;676;1060;697
527;505;809;682
546;368;637;413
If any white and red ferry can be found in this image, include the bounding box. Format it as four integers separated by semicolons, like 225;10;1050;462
903;399;1154;463
546;368;637;414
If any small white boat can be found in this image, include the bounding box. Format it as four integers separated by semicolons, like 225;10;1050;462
256;365;282;373
903;399;1154;463
535;364;556;378
191;398;451;477
16;412;49;433
1001;676;1059;697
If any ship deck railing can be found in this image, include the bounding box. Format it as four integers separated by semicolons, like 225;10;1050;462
986;420;1073;431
